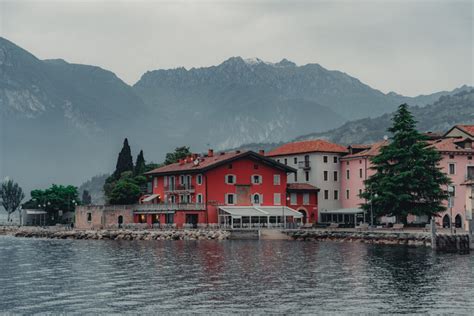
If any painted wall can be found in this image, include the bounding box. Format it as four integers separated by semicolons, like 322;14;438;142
286;191;318;223
340;157;374;209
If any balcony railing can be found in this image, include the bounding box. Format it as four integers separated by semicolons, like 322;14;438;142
135;203;206;212
298;161;311;170
164;184;195;193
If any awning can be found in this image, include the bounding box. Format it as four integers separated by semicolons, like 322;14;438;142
320;208;364;215
142;194;159;202
26;209;47;215
219;206;303;218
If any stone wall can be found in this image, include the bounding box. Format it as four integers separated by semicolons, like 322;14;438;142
75;206;133;230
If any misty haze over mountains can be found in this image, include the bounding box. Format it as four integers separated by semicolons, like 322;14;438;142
0;36;472;195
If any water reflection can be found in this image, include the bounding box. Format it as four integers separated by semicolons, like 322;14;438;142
0;237;472;314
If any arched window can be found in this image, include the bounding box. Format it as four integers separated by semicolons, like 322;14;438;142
253;194;261;205
455;214;462;228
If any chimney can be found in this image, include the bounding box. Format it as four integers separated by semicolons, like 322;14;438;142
236;150;241;154
179;159;185;165
259;149;265;155
192;153;198;160
208;149;214;157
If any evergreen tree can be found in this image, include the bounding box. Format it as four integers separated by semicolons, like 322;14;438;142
114;138;134;179
134;150;146;176
360;104;450;223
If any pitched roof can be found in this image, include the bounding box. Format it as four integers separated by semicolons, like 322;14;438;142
457;125;474;137
286;183;320;192
341;140;389;159
427;137;474;153
267;139;348;157
144;151;296;175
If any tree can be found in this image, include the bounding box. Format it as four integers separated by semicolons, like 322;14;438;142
0;179;25;223
360;104;450;223
109;180;141;205
134;150;146;176
114;138;134;179
23;184;81;224
164;146;191;165
82;190;92;205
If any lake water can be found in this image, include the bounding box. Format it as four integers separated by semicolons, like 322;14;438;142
0;236;473;314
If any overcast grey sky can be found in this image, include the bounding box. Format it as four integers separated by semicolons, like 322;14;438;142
1;0;472;96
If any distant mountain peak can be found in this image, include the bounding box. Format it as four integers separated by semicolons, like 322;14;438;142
275;58;296;67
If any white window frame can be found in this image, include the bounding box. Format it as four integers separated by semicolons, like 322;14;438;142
197;193;203;204
225;174;236;184
273;174;281;185
334;190;339;200
290;193;297;205
448;163;456;175
225;193;236;205
303;193;309;205
251;174;262;185
252;193;262;205
273;193;281;205
197;174;203;185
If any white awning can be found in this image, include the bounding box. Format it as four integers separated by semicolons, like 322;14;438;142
320;208;364;215
142;194;159;202
219;206;302;218
26;209;47;215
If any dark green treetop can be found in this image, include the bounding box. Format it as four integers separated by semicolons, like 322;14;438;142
114;138;134;179
164;146;191;165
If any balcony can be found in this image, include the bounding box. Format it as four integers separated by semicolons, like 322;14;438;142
135;203;206;212
298;161;311;170
164;184;195;193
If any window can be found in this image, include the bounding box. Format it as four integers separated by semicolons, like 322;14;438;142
226;174;236;184
170;195;176;203
254;164;259;169
294;173;298;182
274;193;281;205
333;156;338;163
197;194;203;204
226;193;235;205
324;171;328;181
305;171;309;182
294;157;298;164
277;159;280;163
303;193;309;205
449;155;454;159
334;190;339;200
253;194;261;205
164;176;168;186
324;190;329;200
284;158;288;165
165;213;174;224
228;164;233;169
333;171;338;181
449;163;455;175
359;160;362;164
252;175;262;184
154;177;158;188
468;156;472;160
273;174;280;185
346;170;350;180
346;161;349;166
359;168;363;178
180;175;185;184
323;156;328;163
290;193;297;205
197;174;203;185
346;190;350;199
450;186;456;197
359;189;362;197
87;212;92;222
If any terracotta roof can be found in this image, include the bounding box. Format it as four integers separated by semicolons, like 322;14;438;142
267;139;348;157
457;125;474;137
287;183;320;191
144;151;296;175
341;140;389;159
348;144;371;149
427;137;474;153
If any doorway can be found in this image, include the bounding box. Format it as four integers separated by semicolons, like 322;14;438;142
185;214;199;228
298;210;307;224
442;214;450;228
455;214;462;228
118;215;123;228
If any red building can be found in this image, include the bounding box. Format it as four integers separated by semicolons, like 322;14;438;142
138;150;317;228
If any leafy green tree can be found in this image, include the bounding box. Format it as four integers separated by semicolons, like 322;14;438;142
134;150;146;176
23;184;80;224
114;138;134;179
360;104;450;223
164;146;191;165
109;180;141;205
0;179;25;223
82;190;92;205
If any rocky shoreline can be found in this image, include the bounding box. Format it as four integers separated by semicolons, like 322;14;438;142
0;227;230;240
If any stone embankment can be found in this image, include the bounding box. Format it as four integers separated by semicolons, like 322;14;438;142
1;227;230;241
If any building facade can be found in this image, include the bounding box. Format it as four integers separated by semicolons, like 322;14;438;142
266;140;348;217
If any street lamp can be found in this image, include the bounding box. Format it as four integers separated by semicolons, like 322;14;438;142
370;193;378;227
448;185;454;234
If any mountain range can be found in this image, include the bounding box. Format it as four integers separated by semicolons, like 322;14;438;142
0;36;472;195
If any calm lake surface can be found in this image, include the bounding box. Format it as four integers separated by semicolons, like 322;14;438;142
0;236;473;314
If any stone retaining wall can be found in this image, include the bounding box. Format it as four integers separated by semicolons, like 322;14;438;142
2;227;230;241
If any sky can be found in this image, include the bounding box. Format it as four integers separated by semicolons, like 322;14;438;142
0;0;472;96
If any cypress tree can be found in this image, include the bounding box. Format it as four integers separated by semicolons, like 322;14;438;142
134;150;146;176
360;104;450;224
114;138;134;179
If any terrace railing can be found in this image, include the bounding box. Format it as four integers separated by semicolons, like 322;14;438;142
134;203;206;212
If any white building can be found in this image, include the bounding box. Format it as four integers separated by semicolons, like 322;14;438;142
266;139;348;218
